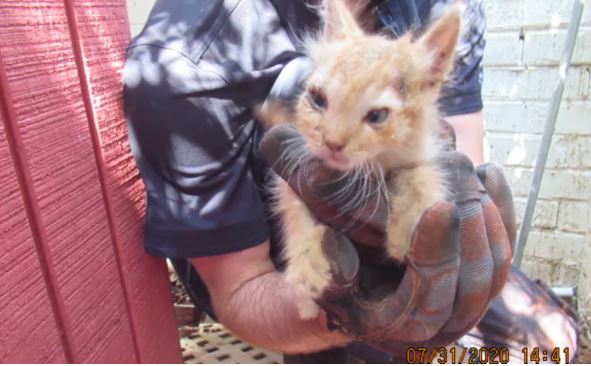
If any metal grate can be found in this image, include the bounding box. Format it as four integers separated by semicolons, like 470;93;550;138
180;322;282;364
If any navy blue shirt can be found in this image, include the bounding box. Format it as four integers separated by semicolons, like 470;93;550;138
123;0;486;258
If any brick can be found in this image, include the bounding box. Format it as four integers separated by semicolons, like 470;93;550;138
484;0;591;30
484;101;541;133
555;101;591;135
521;259;554;282
486;133;537;167
521;258;580;286
549;135;591;168
505;167;591;200
557;200;590;233
484;0;525;30
484;101;591;136
486;133;591;169
483;67;590;100
523;230;586;263
483;32;523;67
523;28;591;66
579;258;591;315
523;0;591;28
558;262;582;287
513;197;558;229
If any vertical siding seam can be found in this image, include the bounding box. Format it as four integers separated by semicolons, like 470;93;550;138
0;54;75;363
61;0;142;362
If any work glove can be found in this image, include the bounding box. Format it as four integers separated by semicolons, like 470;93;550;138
259;123;515;353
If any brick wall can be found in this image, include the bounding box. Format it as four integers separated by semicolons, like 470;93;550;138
483;0;591;315
124;0;591;313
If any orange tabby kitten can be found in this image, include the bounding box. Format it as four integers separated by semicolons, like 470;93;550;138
267;0;461;319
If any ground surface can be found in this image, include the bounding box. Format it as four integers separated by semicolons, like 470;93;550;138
179;322;281;364
169;262;281;363
169;262;591;363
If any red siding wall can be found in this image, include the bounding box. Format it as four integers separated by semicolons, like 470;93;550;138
0;0;182;363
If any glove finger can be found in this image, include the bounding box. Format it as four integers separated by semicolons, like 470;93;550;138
315;230;360;333
350;201;461;343
481;194;512;299
423;200;494;347
321;229;360;300
476;163;516;254
373;154;511;350
432;153;495;342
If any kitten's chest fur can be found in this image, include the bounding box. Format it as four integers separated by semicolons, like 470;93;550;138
381;160;446;260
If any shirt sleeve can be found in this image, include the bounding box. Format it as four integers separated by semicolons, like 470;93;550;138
435;0;487;116
376;0;487;116
123;0;305;258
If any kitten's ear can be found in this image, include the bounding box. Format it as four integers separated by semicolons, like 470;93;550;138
418;3;462;78
322;0;364;41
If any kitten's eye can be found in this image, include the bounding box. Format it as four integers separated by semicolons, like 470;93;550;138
307;88;328;111
364;108;390;125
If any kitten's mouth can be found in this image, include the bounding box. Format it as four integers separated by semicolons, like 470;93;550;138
314;148;352;171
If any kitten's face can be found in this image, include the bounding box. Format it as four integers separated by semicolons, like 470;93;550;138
296;36;435;170
294;0;460;171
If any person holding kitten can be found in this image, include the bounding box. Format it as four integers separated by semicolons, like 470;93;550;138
123;0;578;363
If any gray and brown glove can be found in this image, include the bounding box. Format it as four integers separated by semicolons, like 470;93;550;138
259;123;515;353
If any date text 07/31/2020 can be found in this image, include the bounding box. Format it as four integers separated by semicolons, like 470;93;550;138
405;346;570;364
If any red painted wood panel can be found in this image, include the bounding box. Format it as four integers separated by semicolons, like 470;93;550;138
68;0;182;362
0;113;67;363
0;0;180;363
0;1;136;363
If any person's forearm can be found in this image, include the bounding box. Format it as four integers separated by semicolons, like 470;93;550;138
215;269;349;354
444;111;485;165
191;243;350;354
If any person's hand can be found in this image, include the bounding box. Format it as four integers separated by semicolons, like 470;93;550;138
259;124;515;353
326;151;514;353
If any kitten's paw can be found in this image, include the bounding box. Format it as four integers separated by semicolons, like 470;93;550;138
285;225;333;318
386;227;413;262
295;293;321;320
289;269;327;319
387;244;409;262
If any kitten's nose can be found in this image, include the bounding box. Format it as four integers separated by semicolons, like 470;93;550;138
324;139;345;152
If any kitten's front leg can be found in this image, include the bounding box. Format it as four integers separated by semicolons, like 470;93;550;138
276;179;332;319
386;166;445;261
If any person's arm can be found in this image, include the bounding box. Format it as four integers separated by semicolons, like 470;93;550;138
192;241;349;354
125;0;347;355
437;0;487;166
444;111;485;165
257;123;516;354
